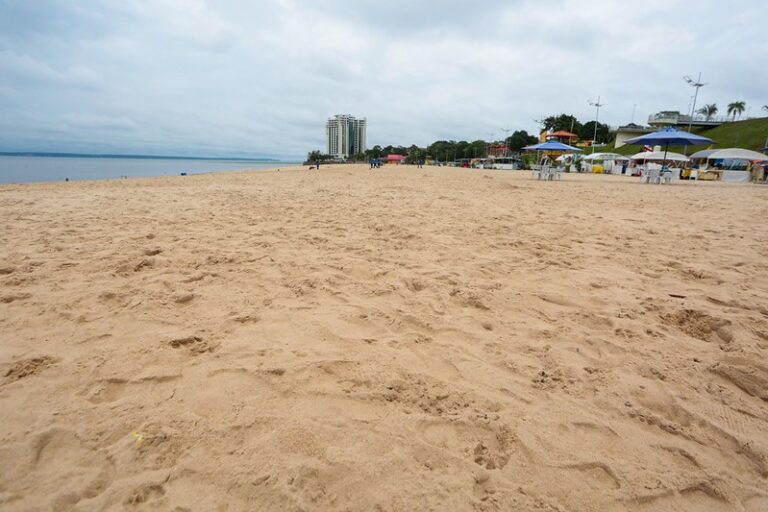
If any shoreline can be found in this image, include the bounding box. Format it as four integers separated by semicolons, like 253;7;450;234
0;158;304;186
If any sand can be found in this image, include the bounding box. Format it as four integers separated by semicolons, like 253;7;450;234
1;164;767;511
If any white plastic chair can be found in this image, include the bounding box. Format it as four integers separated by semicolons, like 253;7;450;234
642;168;660;184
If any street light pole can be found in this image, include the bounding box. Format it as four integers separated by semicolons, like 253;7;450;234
684;72;705;133
588;96;604;154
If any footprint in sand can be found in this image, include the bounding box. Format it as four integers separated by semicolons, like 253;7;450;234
3;356;57;383
1;292;32;303
84;373;181;404
709;357;768;401
166;336;215;354
660;309;733;344
123;482;166;505
0;429;116;510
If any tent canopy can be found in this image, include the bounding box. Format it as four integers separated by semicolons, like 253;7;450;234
689;149;718;160
630;151;689;162
523;140;582;152
706;148;768;161
582;152;630;161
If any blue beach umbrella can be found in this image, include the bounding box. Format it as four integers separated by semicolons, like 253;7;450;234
523;140;583;152
624;127;714;171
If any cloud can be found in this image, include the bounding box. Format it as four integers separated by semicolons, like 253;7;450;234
0;0;766;158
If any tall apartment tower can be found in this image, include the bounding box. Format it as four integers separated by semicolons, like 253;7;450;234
325;115;367;159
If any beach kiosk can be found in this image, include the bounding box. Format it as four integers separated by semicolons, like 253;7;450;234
691;148;768;182
386;154;406;165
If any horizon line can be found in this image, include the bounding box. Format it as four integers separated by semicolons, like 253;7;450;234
0;151;300;162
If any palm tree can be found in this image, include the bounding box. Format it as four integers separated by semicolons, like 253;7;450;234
727;101;746;121
697;103;718;121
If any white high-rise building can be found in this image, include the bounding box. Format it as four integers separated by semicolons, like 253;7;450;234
325;115;367;159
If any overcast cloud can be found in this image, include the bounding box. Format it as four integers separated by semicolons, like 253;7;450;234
1;0;766;159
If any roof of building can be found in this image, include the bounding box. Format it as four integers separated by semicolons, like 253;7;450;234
549;130;579;138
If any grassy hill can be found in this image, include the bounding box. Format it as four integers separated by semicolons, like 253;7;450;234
601;117;768;156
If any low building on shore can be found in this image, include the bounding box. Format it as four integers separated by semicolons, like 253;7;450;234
612;123;653;148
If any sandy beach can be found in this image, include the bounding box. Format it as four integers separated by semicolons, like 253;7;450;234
1;165;767;511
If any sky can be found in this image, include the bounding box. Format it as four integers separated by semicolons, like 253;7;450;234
1;0;766;159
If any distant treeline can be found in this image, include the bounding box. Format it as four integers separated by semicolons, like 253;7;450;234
306;113;613;164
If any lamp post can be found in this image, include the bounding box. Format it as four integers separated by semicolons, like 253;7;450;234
588;96;604;154
684;73;706;133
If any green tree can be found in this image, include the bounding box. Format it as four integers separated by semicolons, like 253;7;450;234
543;114;583;135
727;101;746;121
427;140;456;162
455;141;470;159
405;145;427;164
305;150;332;163
505;130;537;151
469;140;487;158
382;145;407;156
697;103;718;120
579;121;612;144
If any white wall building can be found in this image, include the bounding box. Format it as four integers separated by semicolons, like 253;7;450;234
325;115;367;159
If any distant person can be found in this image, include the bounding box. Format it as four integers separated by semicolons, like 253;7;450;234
316;160;321;170
751;162;765;183
621;160;628;175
